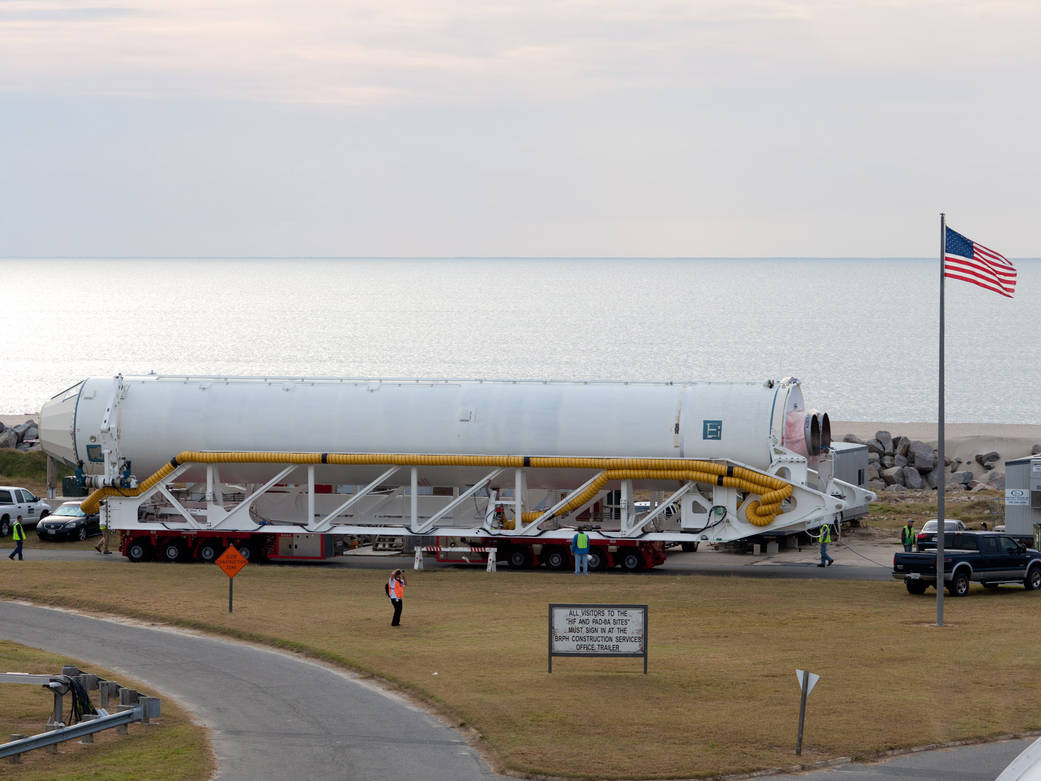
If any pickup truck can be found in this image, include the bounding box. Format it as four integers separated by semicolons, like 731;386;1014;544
893;531;1041;597
0;486;51;536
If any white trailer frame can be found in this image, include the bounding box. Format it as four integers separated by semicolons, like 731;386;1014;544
100;449;872;546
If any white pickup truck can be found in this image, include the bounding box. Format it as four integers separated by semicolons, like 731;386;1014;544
0;487;51;536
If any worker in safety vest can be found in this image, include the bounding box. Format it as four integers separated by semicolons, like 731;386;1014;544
388;569;407;626
571;529;590;575
901;520;915;552
95;512;112;554
817;524;834;567
8;515;26;561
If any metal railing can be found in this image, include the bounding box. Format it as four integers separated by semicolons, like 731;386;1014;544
1;666;161;764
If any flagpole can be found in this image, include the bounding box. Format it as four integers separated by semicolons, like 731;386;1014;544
936;213;946;627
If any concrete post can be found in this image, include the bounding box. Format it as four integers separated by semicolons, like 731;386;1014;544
115;706;132;734
486;550;497;573
80;713;98;743
8;735;27;764
99;681;120;710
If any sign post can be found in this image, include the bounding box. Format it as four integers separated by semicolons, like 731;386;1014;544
548;604;647;673
795;668;819;756
215;546;248;613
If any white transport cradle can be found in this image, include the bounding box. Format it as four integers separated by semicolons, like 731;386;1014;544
38;374;874;564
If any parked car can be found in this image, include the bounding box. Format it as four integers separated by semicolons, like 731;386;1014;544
915;518;968;550
36;501;101;542
0;486;51;535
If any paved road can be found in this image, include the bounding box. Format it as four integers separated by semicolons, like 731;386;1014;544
1;601;506;781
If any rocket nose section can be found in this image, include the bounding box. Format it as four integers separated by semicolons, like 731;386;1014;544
39;381;83;467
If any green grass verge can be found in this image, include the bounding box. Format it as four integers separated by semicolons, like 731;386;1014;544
2;559;1039;779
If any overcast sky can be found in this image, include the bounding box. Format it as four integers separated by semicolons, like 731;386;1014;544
2;0;1038;257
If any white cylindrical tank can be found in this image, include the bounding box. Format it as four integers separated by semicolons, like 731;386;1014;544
40;375;819;483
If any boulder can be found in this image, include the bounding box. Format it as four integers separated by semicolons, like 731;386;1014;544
866;439;885;456
20;424;38;442
925;465;943;489
0;429;17;449
901;466;924;489
867;451;881;465
866;479;886;492
881;455;894;468
951;471;974;485
894;454;908;468
986;471;1006;490
867;466;880;481
907;441;936;472
1032;444;1041;455
875;430;894;455
842;434;865;444
883;483;906;493
0;421;5;434
948;458;963;473
881;466;905;486
893;436;911;457
975;451;1001;467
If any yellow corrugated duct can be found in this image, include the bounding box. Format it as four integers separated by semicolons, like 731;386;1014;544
80;451;792;526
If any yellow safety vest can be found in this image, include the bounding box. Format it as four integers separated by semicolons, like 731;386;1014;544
576;532;589;551
13;522;25;541
821;526;831;544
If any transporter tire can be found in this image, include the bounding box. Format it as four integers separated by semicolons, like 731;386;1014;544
681;542;698;552
542;547;569;570
236;544;254;562
587;550;607;571
1024;566;1041;591
197;542;220;563
905;579;928;595
161;541;186;563
507;547;532;569
619;550;643;572
950;571;971;597
126;540;152;562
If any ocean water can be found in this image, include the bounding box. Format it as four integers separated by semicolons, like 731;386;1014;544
1;257;1038;423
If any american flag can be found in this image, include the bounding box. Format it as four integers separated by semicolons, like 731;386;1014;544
944;226;1016;298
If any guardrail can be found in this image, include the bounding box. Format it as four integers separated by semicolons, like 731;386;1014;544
0;666;161;764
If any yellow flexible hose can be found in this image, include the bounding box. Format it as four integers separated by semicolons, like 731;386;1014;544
81;451;793;526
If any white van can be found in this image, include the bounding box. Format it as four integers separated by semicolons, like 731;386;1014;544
0;487;51;535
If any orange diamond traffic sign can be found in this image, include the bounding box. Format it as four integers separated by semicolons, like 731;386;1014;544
216;545;248;578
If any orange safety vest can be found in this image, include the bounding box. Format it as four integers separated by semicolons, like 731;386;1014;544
389;577;404;600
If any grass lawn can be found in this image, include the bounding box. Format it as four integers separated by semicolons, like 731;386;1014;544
0;640;213;780
2;560;1039;779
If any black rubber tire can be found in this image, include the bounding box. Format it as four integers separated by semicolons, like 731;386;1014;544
905;579;928;595
950;571;970;597
1025;567;1041;591
126;541;152;562
619;550;643;571
77;526;87;541
0;517;10;537
542;547;568;570
236;544;253;561
39;510;49;520
587;550;607;571
508;548;531;569
197;542;220;563
161;541;186;562
681;542;698;552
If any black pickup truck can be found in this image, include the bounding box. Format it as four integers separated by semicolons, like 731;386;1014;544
893;531;1041;596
